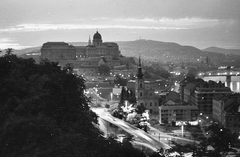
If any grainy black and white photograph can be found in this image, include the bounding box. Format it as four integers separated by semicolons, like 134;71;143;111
0;0;240;156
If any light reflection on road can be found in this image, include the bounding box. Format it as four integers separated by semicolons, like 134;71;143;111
93;108;171;151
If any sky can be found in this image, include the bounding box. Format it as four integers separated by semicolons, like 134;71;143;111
0;0;240;50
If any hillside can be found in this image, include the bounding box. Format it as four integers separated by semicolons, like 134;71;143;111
117;40;240;65
203;46;240;55
6;40;240;65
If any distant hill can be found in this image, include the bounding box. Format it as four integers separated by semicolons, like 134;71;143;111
203;46;240;55
116;40;239;64
5;40;240;66
13;47;41;56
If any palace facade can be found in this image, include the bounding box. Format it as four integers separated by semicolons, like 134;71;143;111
41;31;120;62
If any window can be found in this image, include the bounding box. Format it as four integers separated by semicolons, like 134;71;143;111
150;102;152;106
140;83;142;88
140;92;142;97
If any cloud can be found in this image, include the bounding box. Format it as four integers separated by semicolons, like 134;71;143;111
0;24;186;32
0;38;32;50
0;38;15;43
0;42;32;50
0;18;220;33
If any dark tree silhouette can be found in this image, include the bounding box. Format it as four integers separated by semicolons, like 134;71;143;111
0;55;146;157
98;64;110;75
114;74;127;86
136;103;146;114
5;48;13;55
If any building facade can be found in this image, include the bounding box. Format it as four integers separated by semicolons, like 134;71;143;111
182;79;232;115
135;57;160;120
41;42;76;61
159;101;198;124
193;84;232;115
86;31;120;58
213;93;240;133
40;31;122;76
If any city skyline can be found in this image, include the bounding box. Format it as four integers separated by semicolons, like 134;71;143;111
0;0;240;50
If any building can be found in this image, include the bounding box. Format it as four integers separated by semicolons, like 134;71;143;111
159;101;198;124
41;42;76;62
193;81;232;115
127;79;167;95
86;31;120;58
158;91;180;104
182;78;232;115
213;93;240;133
40;31;122;76
134;57;160;120
75;46;87;58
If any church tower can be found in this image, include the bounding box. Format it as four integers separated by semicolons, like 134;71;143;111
135;56;145;102
88;35;92;45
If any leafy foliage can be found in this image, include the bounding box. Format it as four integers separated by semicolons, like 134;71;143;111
169;124;240;156
136;103;146;114
0;54;145;157
119;86;136;105
98;64;110;75
143;66;170;79
114;74;127;86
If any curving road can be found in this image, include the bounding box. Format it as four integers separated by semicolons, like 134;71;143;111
93;108;171;151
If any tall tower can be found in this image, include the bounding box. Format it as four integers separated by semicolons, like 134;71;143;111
135;55;145;102
88;35;92;45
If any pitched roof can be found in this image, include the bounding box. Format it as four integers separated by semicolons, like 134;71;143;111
223;94;240;113
184;83;196;92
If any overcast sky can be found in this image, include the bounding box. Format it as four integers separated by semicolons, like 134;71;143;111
0;0;240;50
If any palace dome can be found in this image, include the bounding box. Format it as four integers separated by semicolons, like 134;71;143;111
93;31;102;40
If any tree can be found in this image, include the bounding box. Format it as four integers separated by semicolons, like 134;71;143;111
143;70;151;79
5;48;13;55
205;124;234;156
114;74;127;86
186;67;198;79
63;63;74;73
119;86;127;105
128;92;137;104
98;64;110;75
136;103;146;114
0;55;146;157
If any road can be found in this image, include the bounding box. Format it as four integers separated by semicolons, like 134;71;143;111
148;126;200;145
87;88;107;101
93;108;171;151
